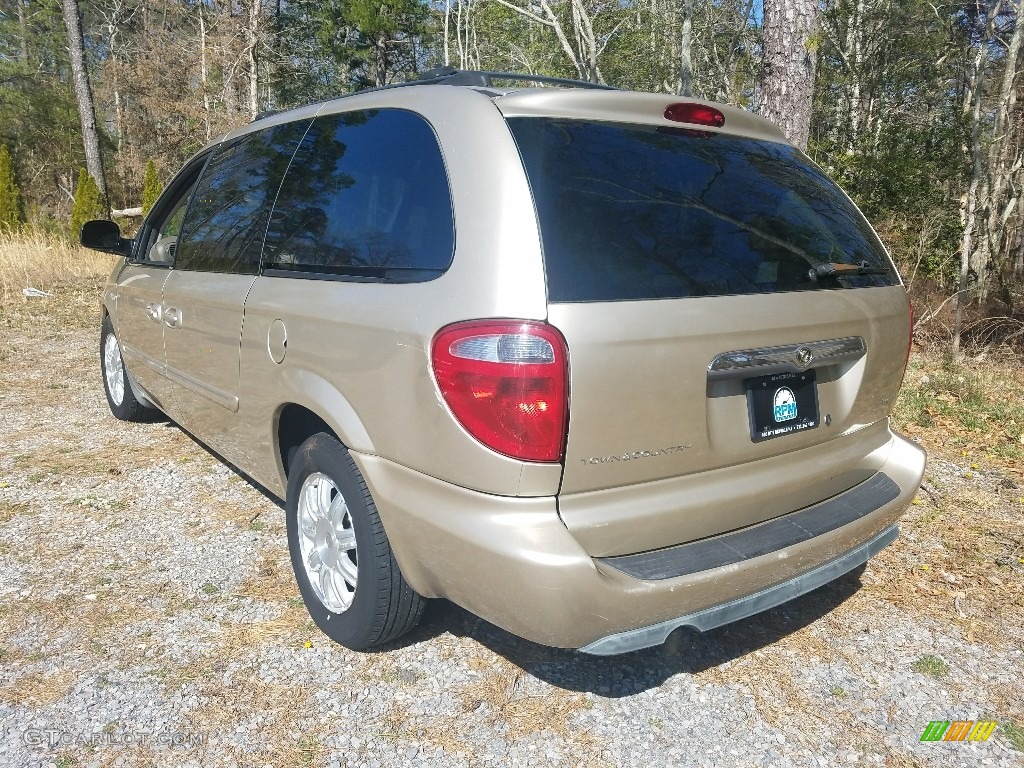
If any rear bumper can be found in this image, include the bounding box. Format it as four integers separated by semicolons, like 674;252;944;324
580;524;898;654
353;429;925;652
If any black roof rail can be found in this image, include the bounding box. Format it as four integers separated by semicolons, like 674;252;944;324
414;67;618;91
289;68;618;118
246;68;612;127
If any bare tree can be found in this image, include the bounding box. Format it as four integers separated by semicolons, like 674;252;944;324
444;0;481;69
17;0;29;67
954;0;1003;353
243;0;262;119
198;2;212;141
95;0;141;155
492;0;619;82
759;0;821;150
954;0;1024;352
979;1;1024;290
62;0;109;210
679;0;693;96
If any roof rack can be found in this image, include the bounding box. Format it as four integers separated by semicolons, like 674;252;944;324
253;68;617;122
412;67;618;91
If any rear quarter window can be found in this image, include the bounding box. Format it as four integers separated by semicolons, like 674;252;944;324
262;109;454;281
507;118;898;302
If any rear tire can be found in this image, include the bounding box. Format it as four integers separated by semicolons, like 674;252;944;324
100;316;158;422
286;432;424;650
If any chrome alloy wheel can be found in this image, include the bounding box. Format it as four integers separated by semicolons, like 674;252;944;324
103;333;125;406
297;472;358;613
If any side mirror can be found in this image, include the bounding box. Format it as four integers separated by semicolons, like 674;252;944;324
80;220;132;257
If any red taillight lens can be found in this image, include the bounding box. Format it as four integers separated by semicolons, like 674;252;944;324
431;320;569;462
664;103;725;128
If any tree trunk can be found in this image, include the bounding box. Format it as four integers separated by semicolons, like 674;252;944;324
759;0;820;150
980;0;1024;293
954;84;984;356
847;0;865;150
444;0;452;66
570;0;600;82
199;4;212;141
679;0;693;96
104;10;124;154
61;0;109;211
953;1;1003;354
718;0;756;102
245;0;260;120
17;0;29;67
469;1;481;69
374;32;388;87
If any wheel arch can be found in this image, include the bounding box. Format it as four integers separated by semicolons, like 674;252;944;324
100;309;159;412
276;404;336;481
272;365;375;475
99;299;113;334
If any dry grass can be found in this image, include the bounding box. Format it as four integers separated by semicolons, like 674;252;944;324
696;651;828;742
857;473;1024;649
361;654;605;763
0;227;117;302
180;670;329;767
214;561;310;657
883;348;1024;644
0;499;29;523
990;682;1024;737
454;658;594;743
0;577;165;670
895;348;1024;466
0;669;77;706
7;433;195;483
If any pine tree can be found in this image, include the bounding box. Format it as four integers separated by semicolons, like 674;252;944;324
69;168;105;240
142;160;161;214
0;144;22;230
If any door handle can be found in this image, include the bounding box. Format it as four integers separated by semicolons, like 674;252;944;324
164;307;182;328
146;303;162;323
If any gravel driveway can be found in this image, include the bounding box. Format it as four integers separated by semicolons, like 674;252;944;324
1;286;1022;768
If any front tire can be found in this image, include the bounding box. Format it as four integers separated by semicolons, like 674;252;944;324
286;432;424;650
100;316;158;422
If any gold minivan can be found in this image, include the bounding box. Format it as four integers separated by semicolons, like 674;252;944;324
83;69;926;655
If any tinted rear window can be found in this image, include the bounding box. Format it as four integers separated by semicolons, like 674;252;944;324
507;118;898;302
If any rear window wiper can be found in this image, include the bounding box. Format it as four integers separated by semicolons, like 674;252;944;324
808;261;891;281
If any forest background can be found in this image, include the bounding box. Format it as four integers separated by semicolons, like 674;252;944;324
0;0;1022;352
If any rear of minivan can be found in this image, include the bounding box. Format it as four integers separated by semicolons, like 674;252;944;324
89;79;925;654
375;88;925;653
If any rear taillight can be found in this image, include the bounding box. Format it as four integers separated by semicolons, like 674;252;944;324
431;320;569;462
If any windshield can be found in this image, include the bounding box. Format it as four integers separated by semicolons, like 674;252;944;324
507;118;899;302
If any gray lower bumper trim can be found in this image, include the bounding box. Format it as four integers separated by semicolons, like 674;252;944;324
579;524;899;656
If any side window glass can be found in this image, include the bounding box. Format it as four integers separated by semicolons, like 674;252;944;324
159;194;190;239
137;154;210;266
175;119;312;274
263;109;454;280
144;188;194;264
